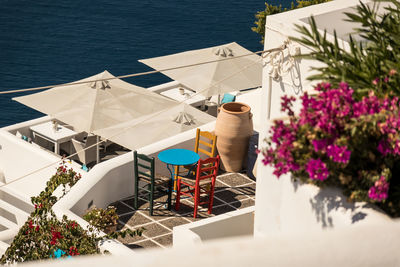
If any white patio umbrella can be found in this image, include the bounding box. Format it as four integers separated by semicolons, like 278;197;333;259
13;70;178;133
13;70;179;162
139;42;263;98
93;103;215;151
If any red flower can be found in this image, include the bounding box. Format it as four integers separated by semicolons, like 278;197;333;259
35;225;39;232
51;230;63;245
28;220;34;229
69;246;80;256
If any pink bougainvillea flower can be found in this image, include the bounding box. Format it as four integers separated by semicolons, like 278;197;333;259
305;159;329;181
326;145;351;164
312;139;328;152
260;81;400;206
377;140;391;155
368;176;389;202
280;95;296;116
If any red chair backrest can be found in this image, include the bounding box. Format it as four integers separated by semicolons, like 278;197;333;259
195;155;220;183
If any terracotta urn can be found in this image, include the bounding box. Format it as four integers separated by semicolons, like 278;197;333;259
215;102;253;172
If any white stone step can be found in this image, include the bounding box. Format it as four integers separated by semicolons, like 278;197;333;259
0;216;18;230
0;188;34;214
0;199;30;226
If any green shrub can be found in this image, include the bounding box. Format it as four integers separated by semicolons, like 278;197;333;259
0;161;142;264
83;206;119;232
292;0;400;98
252;0;331;44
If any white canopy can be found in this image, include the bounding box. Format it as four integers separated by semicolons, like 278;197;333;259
93;103;215;150
139;42;263;97
13;70;178;133
14;71;215;151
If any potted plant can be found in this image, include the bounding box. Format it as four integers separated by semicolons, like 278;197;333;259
259;81;400;217
83;206;119;234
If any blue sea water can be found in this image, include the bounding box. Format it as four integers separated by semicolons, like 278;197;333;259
0;0;291;127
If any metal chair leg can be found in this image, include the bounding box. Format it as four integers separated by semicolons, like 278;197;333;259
149;183;154;216
134;177;139;210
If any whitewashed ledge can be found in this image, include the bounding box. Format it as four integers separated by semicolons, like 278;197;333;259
254;164;392;237
22;221;400;267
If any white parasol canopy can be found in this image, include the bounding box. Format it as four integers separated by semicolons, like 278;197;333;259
139;42;262;97
93;103;215;151
13;70;178;133
14;71;215;152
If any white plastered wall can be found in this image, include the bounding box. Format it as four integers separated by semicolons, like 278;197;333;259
254;0;391;238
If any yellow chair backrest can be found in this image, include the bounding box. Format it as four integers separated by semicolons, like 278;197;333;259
194;128;217;158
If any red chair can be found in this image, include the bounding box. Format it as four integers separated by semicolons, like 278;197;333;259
175;156;220;218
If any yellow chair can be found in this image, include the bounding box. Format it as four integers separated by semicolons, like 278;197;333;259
194;128;217;158
174;129;217;189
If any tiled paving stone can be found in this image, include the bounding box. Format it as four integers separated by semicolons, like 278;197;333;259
109;201;134;216
173;202;195;217
121;197;136;208
159;217;190;230
239;198;255;209
211;204;236;216
218;173;253;187
182;195;224;208
149;209;180;221
117;228;147;244
237;182;256;190
121;197;151;210
139;194;172;212
214;188;247;203
119;212;152;227
140;222;171;238
233;185;256;198
127;240;161;250
206;196;224;207
187;210;214;221
152;195;171;209
126;243;145;249
229;198;255;209
122;193;170;211
214;180;229;191
153;234;173;247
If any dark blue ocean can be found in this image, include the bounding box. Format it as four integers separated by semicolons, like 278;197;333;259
0;0;290;127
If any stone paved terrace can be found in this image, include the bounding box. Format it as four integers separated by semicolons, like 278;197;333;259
110;172;256;250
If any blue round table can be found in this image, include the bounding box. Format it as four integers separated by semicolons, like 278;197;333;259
158;149;200;194
158;148;200;166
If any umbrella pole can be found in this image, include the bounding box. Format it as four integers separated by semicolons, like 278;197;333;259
96;135;100;164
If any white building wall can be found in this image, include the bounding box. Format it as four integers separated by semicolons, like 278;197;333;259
254;0;392;238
